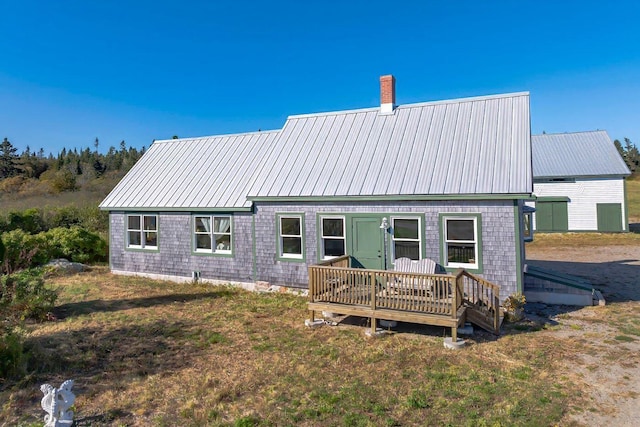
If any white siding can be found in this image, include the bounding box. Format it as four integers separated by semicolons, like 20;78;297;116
531;178;626;231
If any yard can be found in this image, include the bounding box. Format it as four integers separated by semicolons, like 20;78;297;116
1;234;639;426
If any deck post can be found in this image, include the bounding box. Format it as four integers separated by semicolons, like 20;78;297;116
452;325;457;342
370;271;376;310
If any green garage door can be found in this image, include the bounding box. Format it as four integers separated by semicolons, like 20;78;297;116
597;203;623;232
536;201;568;232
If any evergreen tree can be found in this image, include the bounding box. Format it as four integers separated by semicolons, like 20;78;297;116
0;137;19;178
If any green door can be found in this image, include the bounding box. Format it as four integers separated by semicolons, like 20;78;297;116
350;217;385;270
597;203;623;232
536;201;568;232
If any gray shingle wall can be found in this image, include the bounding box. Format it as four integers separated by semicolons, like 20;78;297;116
253;200;520;297
110;199;521;298
110;212;253;282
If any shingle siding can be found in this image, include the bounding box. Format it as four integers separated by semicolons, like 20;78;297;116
253;200;519;297
110;212;254;282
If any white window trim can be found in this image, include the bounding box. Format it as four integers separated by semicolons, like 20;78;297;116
279;214;303;259
193;215;232;255
391;216;422;262
320;216;346;260
126;214;158;250
443;216;478;270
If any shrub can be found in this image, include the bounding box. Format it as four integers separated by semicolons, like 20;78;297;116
1;269;57;321
51;169;78;193
0;325;26;380
5;208;45;234
1;229;49;274
45;227;107;263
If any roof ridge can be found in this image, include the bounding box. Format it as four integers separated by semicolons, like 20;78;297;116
287;91;530;120
153;129;281;144
533;130;608;137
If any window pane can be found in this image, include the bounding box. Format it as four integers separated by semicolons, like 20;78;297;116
282;237;302;255
447;243;476;264
394;219;419;239
214;217;231;233
447;219;474;241
322;218;344;237
281;217;300;235
196;234;212;250
195;217;210;233
144;215;157;231
394;241;420;260
523;213;532;238
323;239;345;257
128;231;141;246
128;215;141;230
145;232;158;247
214;234;231;251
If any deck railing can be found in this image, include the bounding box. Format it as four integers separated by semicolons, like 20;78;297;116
457;269;501;332
309;258;465;317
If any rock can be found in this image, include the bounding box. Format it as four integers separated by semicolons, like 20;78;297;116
46;259;86;274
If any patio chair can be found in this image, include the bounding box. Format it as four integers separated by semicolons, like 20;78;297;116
387;257;437;295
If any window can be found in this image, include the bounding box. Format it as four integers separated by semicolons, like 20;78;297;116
127;214;158;249
443;216;479;269
392;217;421;260
194;215;232;254
523;206;535;242
320;217;345;259
278;215;303;259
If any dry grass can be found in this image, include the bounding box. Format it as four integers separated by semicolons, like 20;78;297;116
527;232;640;248
1;268;580;427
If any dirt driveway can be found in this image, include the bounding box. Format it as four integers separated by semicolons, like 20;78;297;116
526;244;640;426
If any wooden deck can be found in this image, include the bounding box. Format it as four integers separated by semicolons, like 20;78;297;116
308;255;501;339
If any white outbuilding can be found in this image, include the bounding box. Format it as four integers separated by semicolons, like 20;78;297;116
530;130;631;232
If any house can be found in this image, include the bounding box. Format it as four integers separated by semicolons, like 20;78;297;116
100;76;532;307
529;131;631;232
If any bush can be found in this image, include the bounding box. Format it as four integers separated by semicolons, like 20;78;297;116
51;169;78;193
1;269;56;321
1;229;49;274
46;227;107;263
0;325;26;380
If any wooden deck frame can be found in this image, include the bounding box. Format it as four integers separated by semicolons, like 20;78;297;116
308;255;501;338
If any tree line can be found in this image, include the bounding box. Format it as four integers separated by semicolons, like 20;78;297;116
614;138;639;173
0;137;145;192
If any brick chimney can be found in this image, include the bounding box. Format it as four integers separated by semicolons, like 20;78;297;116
380;75;396;114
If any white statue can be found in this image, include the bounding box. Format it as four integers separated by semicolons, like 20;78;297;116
40;379;75;427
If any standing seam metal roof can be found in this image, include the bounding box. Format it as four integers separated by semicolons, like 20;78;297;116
100;91;532;210
531;131;630;178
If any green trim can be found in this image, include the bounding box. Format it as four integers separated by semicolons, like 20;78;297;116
124;213;160;253
108;212;112;270
524;266;593;292
101;206;253;212
190;214;235;257
624;179;629;232
438;213;483;274
248;194;531;203
535;196;570;202
316;214;348;263
513;201;523;293
276;213;306;263
389;214;427;261
251;209;257;281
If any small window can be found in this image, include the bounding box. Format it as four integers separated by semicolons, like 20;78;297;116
127;214;158;249
321;217;345;259
392;217;421;260
194;215;232;254
443;216;478;269
279;215;303;259
523;210;534;242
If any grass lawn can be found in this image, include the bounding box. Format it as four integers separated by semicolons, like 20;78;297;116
1;267;579;427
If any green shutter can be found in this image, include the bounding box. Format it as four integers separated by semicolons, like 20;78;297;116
597;203;623;232
551;202;568;231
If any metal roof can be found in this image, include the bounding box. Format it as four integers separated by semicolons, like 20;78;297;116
248;92;532;198
99;130;280;210
101;91;533;210
532;131;630;178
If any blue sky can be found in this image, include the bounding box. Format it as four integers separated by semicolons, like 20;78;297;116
1;0;639;155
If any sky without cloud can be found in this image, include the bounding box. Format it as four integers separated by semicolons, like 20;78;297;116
1;0;639;155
